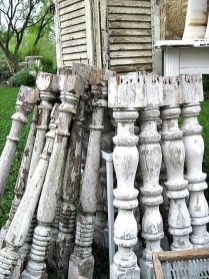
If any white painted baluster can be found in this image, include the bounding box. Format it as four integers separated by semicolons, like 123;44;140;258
0;107;38;249
139;74;164;279
68;69;109;279
108;72;144;278
161;76;192;251
182;74;209;248
22;72;84;279
28;72;58;180
0;104;59;278
17;73;59;268
0;86;39;197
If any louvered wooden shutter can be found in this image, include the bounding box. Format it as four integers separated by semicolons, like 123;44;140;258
107;0;153;72
56;0;88;67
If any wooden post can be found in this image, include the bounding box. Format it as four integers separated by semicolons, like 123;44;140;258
0;107;38;249
94;111;113;248
0;104;59;278
108;72;144;278
0;86;39;197
161;76;192;251
28;72;58;180
56;97;86;276
68;69;109;279
139;74;164;279
22;72;85;279
181;75;209;248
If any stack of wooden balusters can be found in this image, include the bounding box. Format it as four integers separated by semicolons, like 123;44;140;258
0;63;208;279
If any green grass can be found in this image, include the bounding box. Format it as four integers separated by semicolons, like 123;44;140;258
0;86;31;227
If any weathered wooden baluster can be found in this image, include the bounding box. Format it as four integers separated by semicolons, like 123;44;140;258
57;96;86;276
161;76;192;251
22;72;85;279
68;69;109;279
108;72;144;278
181;74;209;248
17;73;59;266
139;74;164;279
0;86;39;197
0;104;59;278
28;72;58;180
0;107;39;248
94;111;113;248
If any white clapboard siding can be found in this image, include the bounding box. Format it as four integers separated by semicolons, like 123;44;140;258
107;0;153;72
57;0;88;67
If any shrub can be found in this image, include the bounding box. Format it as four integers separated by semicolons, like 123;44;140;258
9;67;36;87
0;62;11;83
40;56;57;74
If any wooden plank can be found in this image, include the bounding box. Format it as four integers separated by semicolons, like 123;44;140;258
153;253;164;279
59;1;84;16
62;45;87;54
110;64;152;73
157;249;209;262
110;50;152;58
109;0;151;8
63;59;88;65
59;0;83;9
108;14;151;22
109;43;152;51
109;36;152;43
61;23;86;35
109;21;151;29
60;15;86;28
60;8;85;22
109;29;151;36
61;30;86;41
61;38;87;48
110;57;152;66
62;52;87;61
108;6;151;15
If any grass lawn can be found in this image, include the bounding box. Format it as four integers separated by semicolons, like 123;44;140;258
0;86;209;279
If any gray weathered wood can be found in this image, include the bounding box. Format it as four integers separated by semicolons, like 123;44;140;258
22;72;85;279
0;86;39;198
0;106;39;249
181;74;209;248
68;69;109;279
0;104;59;278
161;76;193;251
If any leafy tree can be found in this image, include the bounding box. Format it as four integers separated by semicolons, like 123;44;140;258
0;0;54;74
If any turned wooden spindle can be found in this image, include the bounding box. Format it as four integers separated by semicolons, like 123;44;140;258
0;104;59;278
181;74;209;248
68;69;110;279
0;86;39;197
28;72;58;180
94;111;113;248
22;72;85;279
139;74;164;279
0;107;39;249
108;72;144;278
161;76;192;251
57;97;86;276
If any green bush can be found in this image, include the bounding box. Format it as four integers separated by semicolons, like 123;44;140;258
9;67;36;87
0;62;11;83
40;56;57;74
